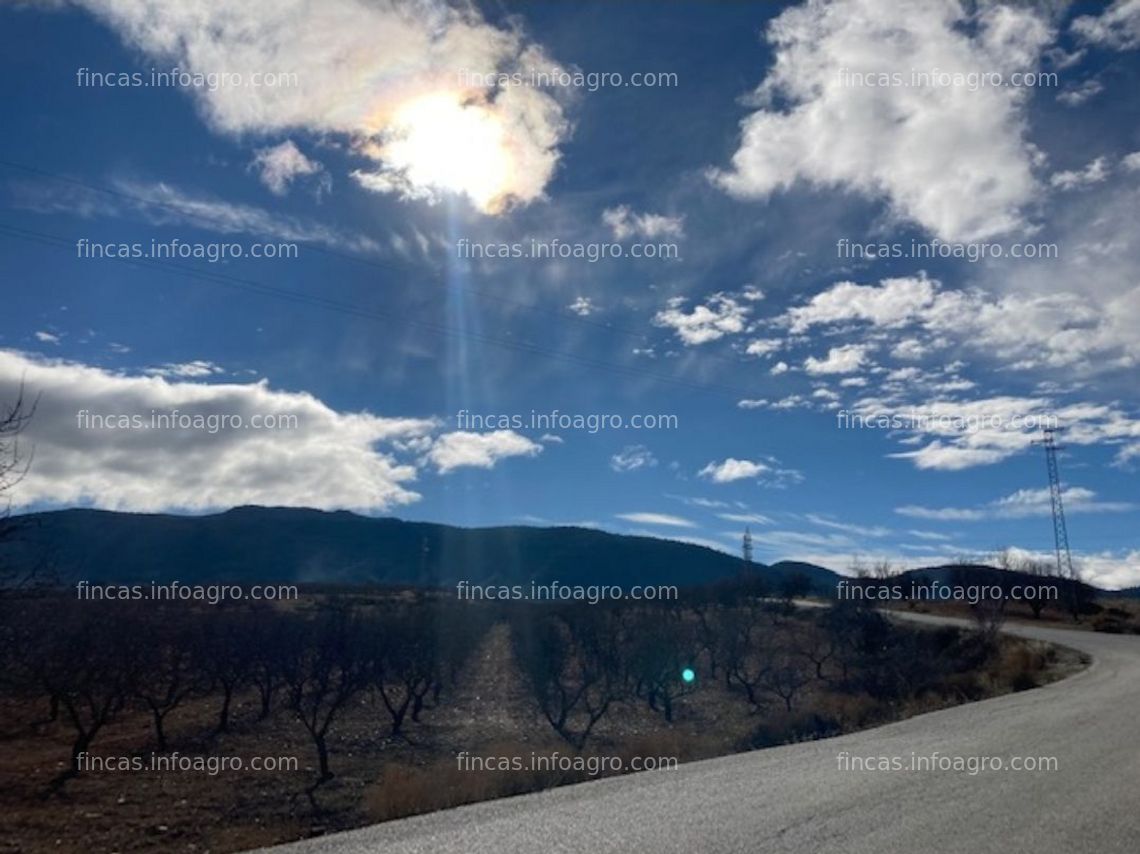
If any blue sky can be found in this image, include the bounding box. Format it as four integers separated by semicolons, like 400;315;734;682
1;0;1138;586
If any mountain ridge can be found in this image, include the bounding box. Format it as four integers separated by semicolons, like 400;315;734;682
4;506;839;591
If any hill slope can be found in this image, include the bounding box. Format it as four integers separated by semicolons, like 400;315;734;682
6;506;840;591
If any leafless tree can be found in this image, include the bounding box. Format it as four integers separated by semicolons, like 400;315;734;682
511;605;624;749
36;604;145;790
136;617;202;751
197;613;253;735
0;384;42;589
625;610;697;722
370;609;437;737
759;651;813;711
282;607;367;791
719;600;775;709
247;609;291;720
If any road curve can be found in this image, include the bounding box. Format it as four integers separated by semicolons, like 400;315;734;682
257;618;1140;854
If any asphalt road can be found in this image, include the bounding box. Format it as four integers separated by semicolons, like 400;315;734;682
258;617;1140;854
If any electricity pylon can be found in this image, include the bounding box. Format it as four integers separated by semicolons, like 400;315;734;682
1034;428;1074;580
742;526;753;565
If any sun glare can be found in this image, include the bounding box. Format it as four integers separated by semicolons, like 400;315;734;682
382;93;515;212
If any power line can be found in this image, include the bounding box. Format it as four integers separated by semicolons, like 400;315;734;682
0;221;761;399
0;156;753;372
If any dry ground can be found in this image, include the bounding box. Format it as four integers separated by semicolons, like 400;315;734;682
0;612;1083;854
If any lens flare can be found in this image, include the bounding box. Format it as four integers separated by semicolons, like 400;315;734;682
378;92;515;212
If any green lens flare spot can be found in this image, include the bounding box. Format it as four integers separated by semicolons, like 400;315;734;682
681;668;695;683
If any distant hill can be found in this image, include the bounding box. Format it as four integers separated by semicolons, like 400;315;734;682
4;506;841;592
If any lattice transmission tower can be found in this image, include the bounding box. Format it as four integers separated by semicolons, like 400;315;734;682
1035;427;1074;580
742;526;753;565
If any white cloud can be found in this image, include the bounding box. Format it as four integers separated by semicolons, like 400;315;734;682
1123;151;1140;172
908;529;953;541
0;349;434;512
615;512;696;529
805;513;890;538
1072;0;1140;51
425;430;542;473
770;361;789;375
1056;78;1104;106
610;444;657;473
601;205;684;240
699;457;768;483
891;338;928;361
698;456;802;487
897;487;1135;521
666;494;735;510
14;177;382;254
774;273;1140;374
745;338;782;357
145;360;225;378
1076;550;1140;590
653;293;749;346
1050;156;1110;190
567;296;595;316
710;0;1051;241
804;344;869;375
787;275;937;333
850;394;1140;471
34;331;61;344
718;512;774;525
70;0;570;214
250;140;326;195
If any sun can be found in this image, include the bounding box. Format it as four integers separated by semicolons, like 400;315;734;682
380;92;515;212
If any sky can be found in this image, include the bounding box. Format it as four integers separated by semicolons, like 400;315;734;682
1;0;1138;587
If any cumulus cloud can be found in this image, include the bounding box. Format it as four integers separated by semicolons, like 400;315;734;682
804;344;869;375
0;349;435;512
699;457;768;483
425;430;542;473
788;276;937;333
698;456;802;487
1072;0;1140;51
847;395;1140;471
745;338;782;357
653;293;749;346
1056;78;1104;106
69;0;570;213
775;273;1140;374
609;444;657;473
250;140;327;195
1050;156;1110;190
710;0;1051;241
601;205;684;240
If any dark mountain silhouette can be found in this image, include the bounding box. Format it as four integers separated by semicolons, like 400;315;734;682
7;506;840;592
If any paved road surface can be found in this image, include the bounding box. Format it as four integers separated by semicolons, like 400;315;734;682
258;617;1140;854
